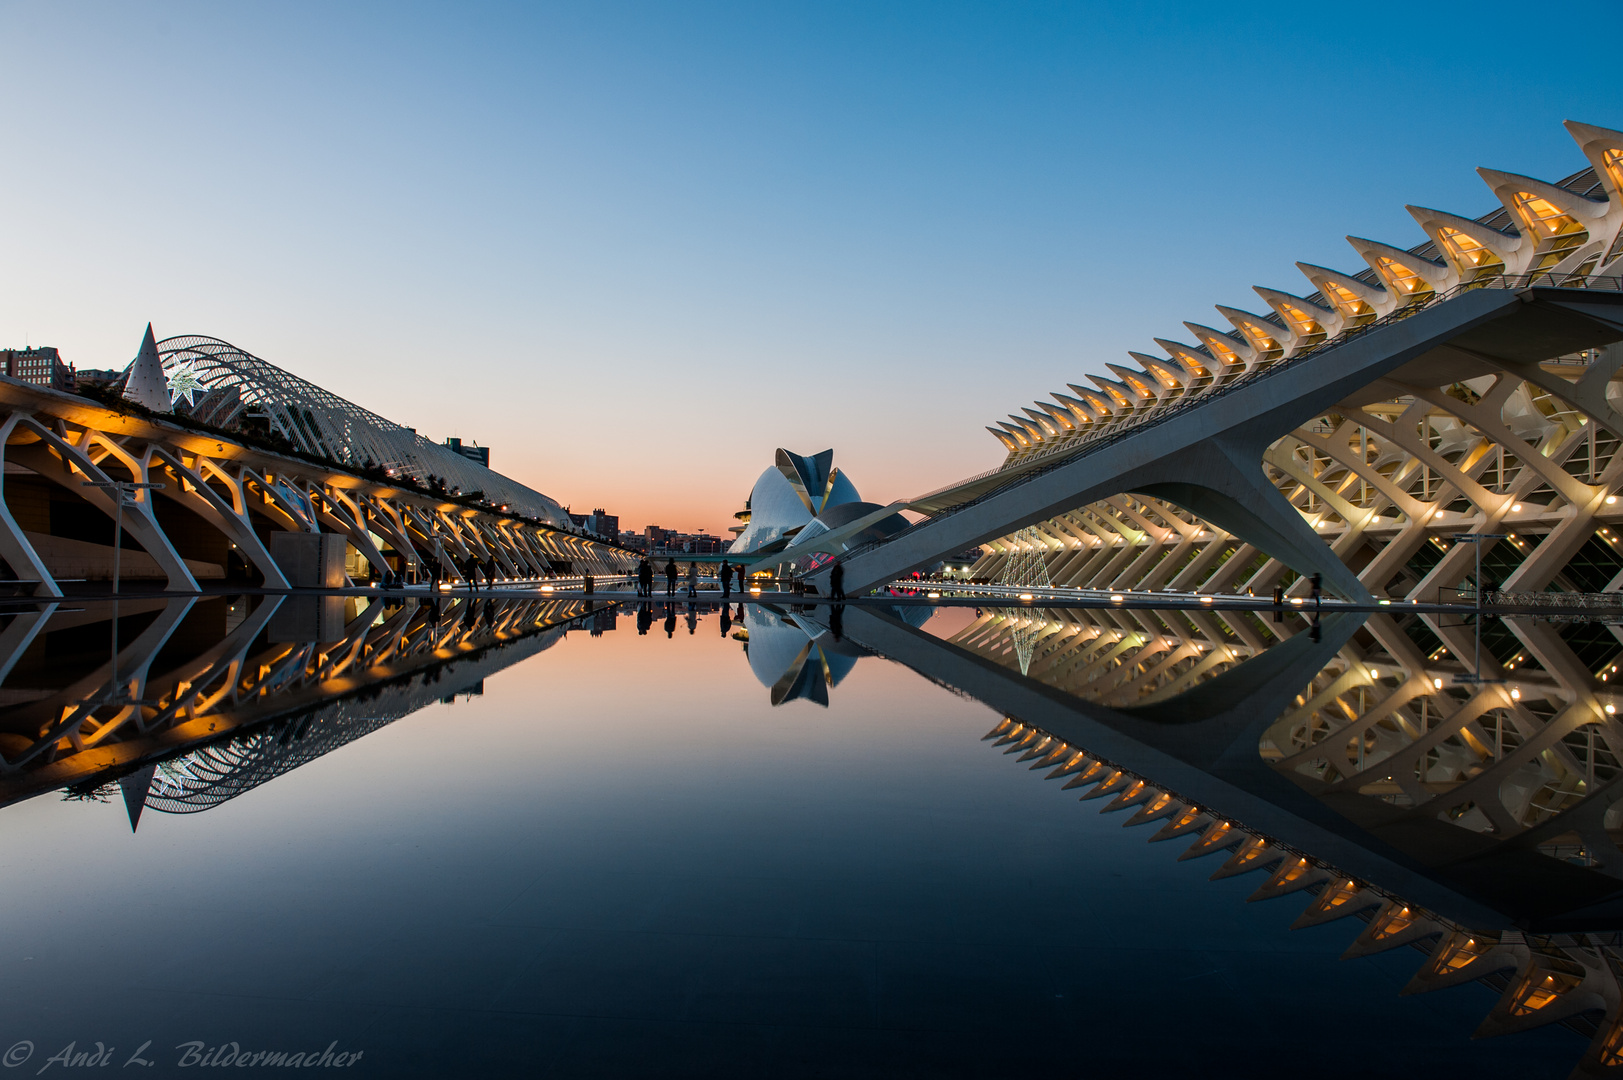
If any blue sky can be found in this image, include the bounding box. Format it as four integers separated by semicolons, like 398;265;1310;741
2;1;1619;529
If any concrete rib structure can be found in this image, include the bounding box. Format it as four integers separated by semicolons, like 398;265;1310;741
0;331;635;595
818;122;1623;608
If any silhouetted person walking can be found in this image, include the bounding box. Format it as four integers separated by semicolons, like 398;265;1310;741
830;562;846;601
719;559;731;598
664;558;678;596
637;558;652;597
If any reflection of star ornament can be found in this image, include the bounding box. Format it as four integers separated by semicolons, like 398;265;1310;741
166;362;206;406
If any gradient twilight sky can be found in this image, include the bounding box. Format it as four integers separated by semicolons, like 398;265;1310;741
2;2;1620;533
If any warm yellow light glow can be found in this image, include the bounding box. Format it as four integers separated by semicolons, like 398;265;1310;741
1511;688;1521;700
1110;594;1123;602
750;586;761;593
1608;495;1618;505
1200;596;1212;604
1375;255;1431;295
1513;191;1585;238
1604;148;1623;192
1290;598;1303;606
541;585;554;592
1322;281;1374;320
1434;677;1444;689
927;591;941;599
1512;503;1523;512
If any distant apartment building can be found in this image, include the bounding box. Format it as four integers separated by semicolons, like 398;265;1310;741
644;528;725;554
75;368;124;388
683;533;725;554
1;347;74;391
644;524;677;550
618;530;648;552
567;508;619;540
442;437;490;467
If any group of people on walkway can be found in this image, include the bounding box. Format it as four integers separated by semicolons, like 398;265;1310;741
635;557;751;598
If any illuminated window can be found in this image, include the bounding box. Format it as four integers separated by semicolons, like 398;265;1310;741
1374;256;1434;298
1199;335;1242;367
1233;319;1282;360
1436;227;1505;280
1278;304;1326;344
1512;190;1589;269
1321;280;1376;324
1604;148;1623;196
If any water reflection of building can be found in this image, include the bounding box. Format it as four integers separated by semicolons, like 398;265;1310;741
836;602;1623;1078
743;605;858;706
0;595;602;821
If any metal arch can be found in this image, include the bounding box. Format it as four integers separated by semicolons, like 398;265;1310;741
155;335;571;527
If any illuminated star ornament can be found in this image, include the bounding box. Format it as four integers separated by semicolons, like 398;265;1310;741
166;362;207;406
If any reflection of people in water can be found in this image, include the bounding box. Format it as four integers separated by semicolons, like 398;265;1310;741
686;605;697;635
719;605;732;636
830;603;843;643
637;603;652;636
664;606;677;638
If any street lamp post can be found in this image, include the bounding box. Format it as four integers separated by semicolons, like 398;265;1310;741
80;479;165;707
1449;532;1508;684
81;480;165;595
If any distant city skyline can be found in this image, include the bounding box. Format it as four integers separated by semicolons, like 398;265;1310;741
2;1;1619;531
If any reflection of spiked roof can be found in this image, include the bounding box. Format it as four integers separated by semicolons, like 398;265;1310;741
151;334;568;526
987;120;1623;456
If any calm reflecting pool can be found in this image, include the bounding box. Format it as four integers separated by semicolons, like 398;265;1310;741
0;595;1596;1078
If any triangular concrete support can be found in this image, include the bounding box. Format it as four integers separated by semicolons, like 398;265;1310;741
1134;433;1374;603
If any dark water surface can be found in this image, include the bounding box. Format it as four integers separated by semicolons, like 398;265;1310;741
0;596;1581;1078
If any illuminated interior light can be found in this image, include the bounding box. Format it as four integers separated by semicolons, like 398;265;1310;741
1110;594;1124;603
1512;503;1523;512
1511;688;1521;700
1434;678;1444;689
